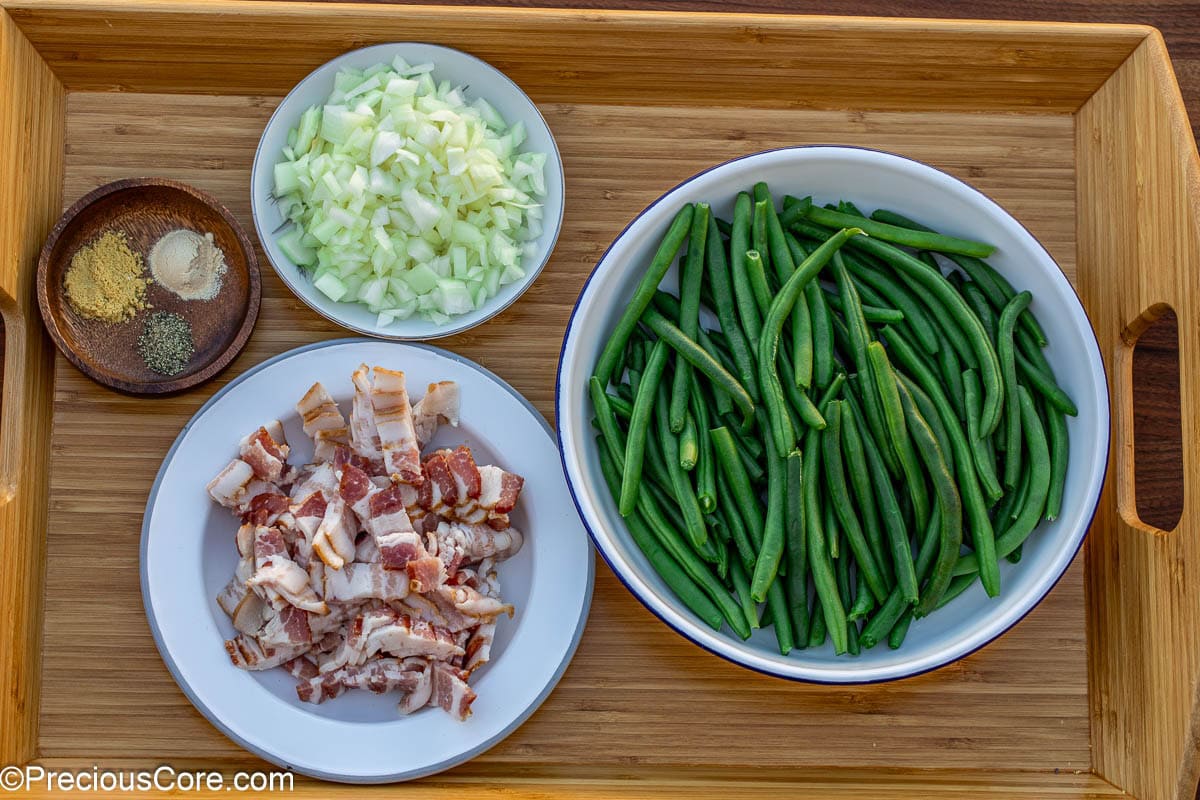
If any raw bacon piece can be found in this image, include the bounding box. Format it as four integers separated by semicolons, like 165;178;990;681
437;583;514;621
258;604;312;649
242;491;290;526
239;423;290;483
312;497;357;570
207;460;256;508
366;483;427;571
248;527;328;614
297;382;349;462
371;367;423;485
478;465;524;515
398;662;434;715
225;635;306;671
464;621;496;673
435;521;524;564
432;662;476;721
443;447;482;500
349;365;383;462
407;556;445;594
412;381;460;450
282;656;320;681
323;563;410;602
350;608;464;662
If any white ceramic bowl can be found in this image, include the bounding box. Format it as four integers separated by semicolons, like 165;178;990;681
251;43;564;340
557;146;1110;683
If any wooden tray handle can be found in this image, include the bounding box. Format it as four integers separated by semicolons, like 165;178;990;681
1079;31;1200;800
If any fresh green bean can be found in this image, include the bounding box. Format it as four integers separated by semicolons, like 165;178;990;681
932;327;967;422
755;185;815;389
822;401;888;603
898;372;954;473
888;609;914;649
705;214;759;400
834;539;861;656
744;249;772;321
642;308;755;423
833;252;901;478
779;194;813;227
866;342;931;531
897;379;964;617
935;573;978;611
597;439;725;630
751;195;773;279
776;349;827;431
801;205;996;258
589;377;628;468
807;589;828;647
752;445;787;602
961;280;998;342
843;391;919;604
619;340;669;515
711;426;765;549
1015;349;1078;416
669;203;710;432
839;400;890;580
594;204;693;387
823;487;839;560
678;411;699;471
803;425;849;654
691;392;717;514
784;450;809;640
848;570;877;622
998;291;1032;488
729;556;761;631
859;589;908;649
730;194;763;353
757;227;862;457
1045;402;1068;521
1006;543;1023;564
962;369;1004;504
822;288;906;324
715;216;732;237
716;472;756;569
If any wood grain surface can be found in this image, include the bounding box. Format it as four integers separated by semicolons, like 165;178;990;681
39;92;1093;770
0;2;1194;798
35;177;260;395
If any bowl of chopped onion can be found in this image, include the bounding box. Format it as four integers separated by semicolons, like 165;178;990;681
251;43;563;339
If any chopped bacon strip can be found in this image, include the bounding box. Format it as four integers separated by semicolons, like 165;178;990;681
282;656;320;681
349;365;383;462
242;491;290;526
371;367;423;485
239;423;290;483
407;556;445;594
412;381;460;450
349;608;464;663
478;465;524;515
323;563;410;603
296;382;349;462
312;497;357;570
432;662;476;721
258;604;312;649
225;635;306;671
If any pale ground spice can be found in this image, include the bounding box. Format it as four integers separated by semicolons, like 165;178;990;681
63;230;150;322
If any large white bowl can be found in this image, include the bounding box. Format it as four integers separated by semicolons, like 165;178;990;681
557;146;1109;683
251;43;564;340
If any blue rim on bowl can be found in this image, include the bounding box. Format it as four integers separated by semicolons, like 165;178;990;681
250;43;565;341
555;145;1110;684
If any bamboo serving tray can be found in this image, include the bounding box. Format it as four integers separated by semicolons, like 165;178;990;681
1;2;1198;798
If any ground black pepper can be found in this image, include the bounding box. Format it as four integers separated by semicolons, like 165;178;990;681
138;312;195;376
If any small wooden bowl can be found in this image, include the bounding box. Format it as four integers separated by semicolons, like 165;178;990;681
37;178;260;395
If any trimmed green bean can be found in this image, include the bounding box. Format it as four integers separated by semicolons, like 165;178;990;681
998;291;1032;488
1046;402;1068;521
669;203;710;432
888;609;914;649
843;391;919;604
801;204;996;258
642;308;755;423
834;540;861;656
619;339;669;515
961;280;998;342
823;288;906;324
933;326;967;422
594;204;693;387
803;425;849;654
730;193;762;350
716;472;755;569
848;570;877;622
729;556;761;631
1015;348;1078;416
859;589;908;649
963;369;1004;504
839;400;890;580
766;579;795;656
744;248;772;320
691;392;717;513
711;426;765;549
843;253;941;355
897;379;964;617
751;445;786;602
866;341;931;532
705;214;759;401
784;450;809;640
822;401;888;603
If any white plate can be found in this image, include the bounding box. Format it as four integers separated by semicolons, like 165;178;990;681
250;43;565;340
142;339;593;782
558;146;1109;683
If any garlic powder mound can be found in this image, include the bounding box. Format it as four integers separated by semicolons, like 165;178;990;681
149;228;228;301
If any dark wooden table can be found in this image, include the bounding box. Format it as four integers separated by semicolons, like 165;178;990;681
337;0;1191;531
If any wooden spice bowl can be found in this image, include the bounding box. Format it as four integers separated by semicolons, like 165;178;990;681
36;177;260;394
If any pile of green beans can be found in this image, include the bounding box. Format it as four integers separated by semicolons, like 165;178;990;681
589;188;1075;656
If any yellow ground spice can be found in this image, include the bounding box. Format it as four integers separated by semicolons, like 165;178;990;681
63;230;151;322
